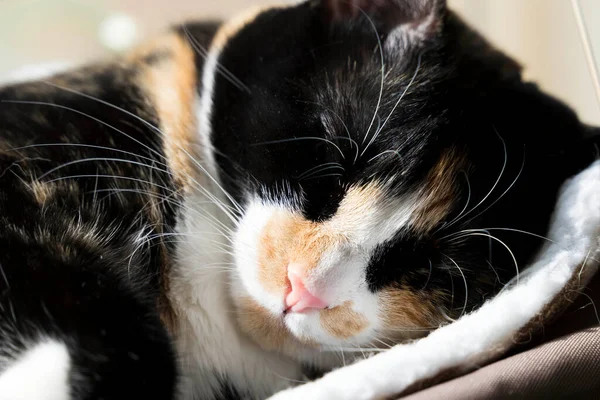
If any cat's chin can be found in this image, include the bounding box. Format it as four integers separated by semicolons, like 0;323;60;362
282;310;375;348
232;296;366;369
231;293;318;352
230;290;378;359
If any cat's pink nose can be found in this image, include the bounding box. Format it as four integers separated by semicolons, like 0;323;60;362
285;265;327;313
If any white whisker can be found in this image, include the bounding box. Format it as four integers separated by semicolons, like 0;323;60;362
442;127;507;231
571;291;600;326
302;173;344;181
578;248;593;283
442;254;469;319
252;136;345;160
361;54;422;158
420;258;433;292
182;25;251;94
2;99;165;161
340;346;347;367
372;338;393;349
442;227;554;244
464;146;526;226
436;171;471;233
299;165;345;181
322;347;384;353
448;231;520;284
331;136;360;163
34;84;244;219
47;174;173;193
367;149;401;164
37;157;169;181
299;99;359;162
357;6;385;147
297;162;344;180
9;143;167;168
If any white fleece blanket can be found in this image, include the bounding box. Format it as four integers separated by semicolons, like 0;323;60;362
270;160;600;400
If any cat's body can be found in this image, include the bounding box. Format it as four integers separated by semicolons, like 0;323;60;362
0;1;598;399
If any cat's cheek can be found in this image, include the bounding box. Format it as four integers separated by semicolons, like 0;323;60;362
232;201;284;313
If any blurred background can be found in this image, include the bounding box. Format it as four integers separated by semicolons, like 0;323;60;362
0;0;599;125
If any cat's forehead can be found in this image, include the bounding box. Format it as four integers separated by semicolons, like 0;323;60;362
203;2;456;223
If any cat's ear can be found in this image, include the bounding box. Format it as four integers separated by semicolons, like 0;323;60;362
321;0;446;42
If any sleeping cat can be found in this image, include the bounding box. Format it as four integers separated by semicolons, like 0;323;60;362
0;0;598;399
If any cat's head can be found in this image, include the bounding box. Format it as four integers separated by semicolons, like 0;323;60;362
196;0;596;359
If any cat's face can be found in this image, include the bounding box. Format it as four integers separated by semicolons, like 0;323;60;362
200;0;590;357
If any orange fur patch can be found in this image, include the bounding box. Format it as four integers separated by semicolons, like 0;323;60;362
320;301;369;339
378;287;444;341
132;33;198;190
258;212;304;294
410;149;465;235
326;183;383;234
257;210;346;294
126;32;201;333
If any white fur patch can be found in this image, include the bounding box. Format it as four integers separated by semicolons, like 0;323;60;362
233;199;282;312
268;160;600;399
171;186;305;399
0;340;72;400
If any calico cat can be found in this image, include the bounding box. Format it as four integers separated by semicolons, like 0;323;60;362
0;0;598;399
